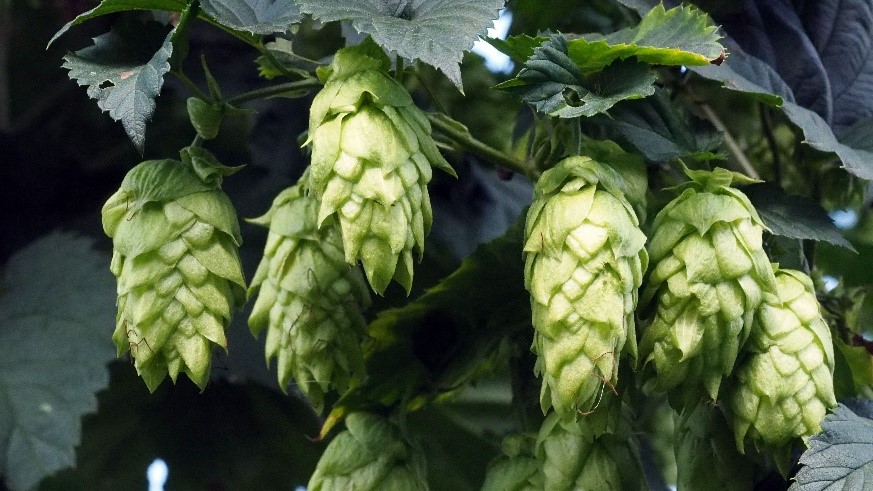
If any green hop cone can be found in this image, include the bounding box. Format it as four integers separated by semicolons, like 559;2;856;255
102;151;245;391
639;167;776;408
481;435;541;491
524;152;648;419
535;401;646;491
728;268;836;468
307;39;455;295
248;183;371;412
308;412;428;491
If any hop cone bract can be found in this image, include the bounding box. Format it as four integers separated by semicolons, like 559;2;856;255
102;155;245;391
481;435;541;491
307;40;454;294
308;412;428;491
248;183;370;411
728;268;836;460
640;167;776;408
524;153;648;418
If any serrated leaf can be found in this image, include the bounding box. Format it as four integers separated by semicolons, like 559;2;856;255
602;88;723;161
485;34;547;64
742;182;855;251
499;35;656;118
0;233;116;491
200;0;301;34
48;0;188;47
791;402;873;491
298;0;505;90
63;20;174;151
255;38;319;79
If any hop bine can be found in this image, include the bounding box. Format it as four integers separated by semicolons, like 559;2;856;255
523;149;648;419
306;39;455;295
728;267;836;474
639;167;776;409
102;149;245;391
248;182;370;412
308;412;428;491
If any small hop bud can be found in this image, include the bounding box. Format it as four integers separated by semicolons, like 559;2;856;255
308;412;428;491
639;167;776;408
524;153;648;419
248;183;370;412
307;39;454;295
728;268;836;467
102;155;245;391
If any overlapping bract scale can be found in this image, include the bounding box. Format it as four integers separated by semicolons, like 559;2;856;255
307;40;454;294
248;184;370;412
524;155;648;419
640;167;776;408
102;158;245;391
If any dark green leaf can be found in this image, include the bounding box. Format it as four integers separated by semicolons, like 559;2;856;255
48;0;188;47
297;0;505;90
0;233;116;491
499;35;656;118
485;34;547;64
187;97;222;140
200;0;301;34
62;20;174;151
602;88;723;161
791;402;873;491
742;182;855;251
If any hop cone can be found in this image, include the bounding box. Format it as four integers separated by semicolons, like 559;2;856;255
481;435;541;491
248;183;371;411
307;39;455;294
639;167;776;408
308;412;428;491
102;154;245;391
524;153;648;418
728;268;836;464
536;402;645;491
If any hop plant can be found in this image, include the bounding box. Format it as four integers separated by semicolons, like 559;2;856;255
306;39;455;295
248;182;371;412
481;435;541;491
102;149;246;391
728;268;836;470
524;151;648;418
535;402;645;491
639;167;776;408
308;412;428;491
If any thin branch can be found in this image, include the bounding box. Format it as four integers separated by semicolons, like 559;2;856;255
226;78;322;105
698;102;760;180
171;69;209;101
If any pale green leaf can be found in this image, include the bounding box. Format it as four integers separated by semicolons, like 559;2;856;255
0;233;116;491
62;20;174;151
297;0;505;90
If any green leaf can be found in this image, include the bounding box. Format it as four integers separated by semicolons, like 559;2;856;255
485;34;547;64
601;88;723;161
255;38;319;79
297;0;505;90
48;0;188;47
742;182;855;252
0;233;116;491
565;3;724;72
62;20;174;151
200;0;301;34
791;402;873;491
499;35;656;118
187;97;222;140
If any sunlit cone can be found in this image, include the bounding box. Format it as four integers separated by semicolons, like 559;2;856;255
248;183;370;412
102;154;245;391
639;167;776;408
728;268;836;469
481;435;541;491
308;412;428;491
306;39;455;295
524;153;648;419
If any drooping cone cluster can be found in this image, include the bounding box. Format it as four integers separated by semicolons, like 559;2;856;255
524;153;648;418
728;268;836;462
535;405;645;491
102;150;245;391
308;412;428;490
481;435;540;491
248;183;371;412
307;39;455;294
639;167;776;408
